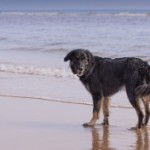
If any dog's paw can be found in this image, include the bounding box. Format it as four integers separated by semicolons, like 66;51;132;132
83;122;94;127
130;127;138;131
142;123;148;128
102;119;109;126
129;126;142;132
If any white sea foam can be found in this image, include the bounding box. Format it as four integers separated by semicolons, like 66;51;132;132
0;12;61;16
114;12;148;17
0;11;150;17
0;63;76;79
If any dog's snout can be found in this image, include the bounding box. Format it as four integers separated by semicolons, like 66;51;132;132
79;67;83;71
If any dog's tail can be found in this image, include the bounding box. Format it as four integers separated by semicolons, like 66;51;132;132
135;62;150;97
135;84;150;97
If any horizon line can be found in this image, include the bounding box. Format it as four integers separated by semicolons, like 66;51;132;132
0;8;150;11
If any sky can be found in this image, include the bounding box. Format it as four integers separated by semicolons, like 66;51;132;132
0;0;150;11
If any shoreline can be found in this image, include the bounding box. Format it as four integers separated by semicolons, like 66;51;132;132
0;72;131;107
0;93;133;109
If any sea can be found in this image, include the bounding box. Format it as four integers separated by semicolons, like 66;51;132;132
0;10;150;107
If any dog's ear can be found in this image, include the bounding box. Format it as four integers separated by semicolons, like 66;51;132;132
85;50;95;64
64;51;74;62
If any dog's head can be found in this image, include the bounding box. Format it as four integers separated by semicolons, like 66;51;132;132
64;49;95;77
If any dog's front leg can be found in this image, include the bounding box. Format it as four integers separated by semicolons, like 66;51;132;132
103;97;110;125
83;94;104;127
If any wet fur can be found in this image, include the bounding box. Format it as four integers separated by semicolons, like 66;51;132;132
64;49;150;129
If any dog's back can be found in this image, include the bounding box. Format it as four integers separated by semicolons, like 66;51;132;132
88;57;126;96
81;57;145;96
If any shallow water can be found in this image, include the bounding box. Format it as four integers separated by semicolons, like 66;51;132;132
0;10;150;106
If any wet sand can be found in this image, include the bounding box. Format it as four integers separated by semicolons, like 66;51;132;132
0;72;150;150
0;96;149;150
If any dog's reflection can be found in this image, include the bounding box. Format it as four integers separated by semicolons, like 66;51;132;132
135;128;149;150
91;126;111;150
90;126;149;150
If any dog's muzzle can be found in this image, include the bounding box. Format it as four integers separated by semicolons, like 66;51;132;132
77;67;84;77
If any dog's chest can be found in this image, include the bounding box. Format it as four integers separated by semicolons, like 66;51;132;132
83;82;91;93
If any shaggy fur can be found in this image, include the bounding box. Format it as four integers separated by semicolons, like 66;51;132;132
64;49;150;129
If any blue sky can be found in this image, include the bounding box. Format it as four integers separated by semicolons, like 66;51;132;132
0;0;150;10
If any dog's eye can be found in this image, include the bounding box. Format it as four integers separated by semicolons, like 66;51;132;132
76;57;79;60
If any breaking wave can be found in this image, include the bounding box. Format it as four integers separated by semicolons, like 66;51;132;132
0;11;150;17
0;63;76;79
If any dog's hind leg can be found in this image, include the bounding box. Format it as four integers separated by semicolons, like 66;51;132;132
126;87;144;129
83;94;104;127
135;98;144;129
142;97;150;126
103;97;110;125
125;71;145;129
129;96;144;129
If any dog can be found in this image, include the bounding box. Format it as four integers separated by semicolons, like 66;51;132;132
64;49;150;129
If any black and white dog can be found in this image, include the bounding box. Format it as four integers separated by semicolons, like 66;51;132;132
64;49;150;129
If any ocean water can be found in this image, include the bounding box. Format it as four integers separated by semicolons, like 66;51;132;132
0;10;150;106
0;10;150;76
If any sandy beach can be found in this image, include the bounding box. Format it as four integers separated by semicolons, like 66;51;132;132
0;96;149;150
0;73;149;150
